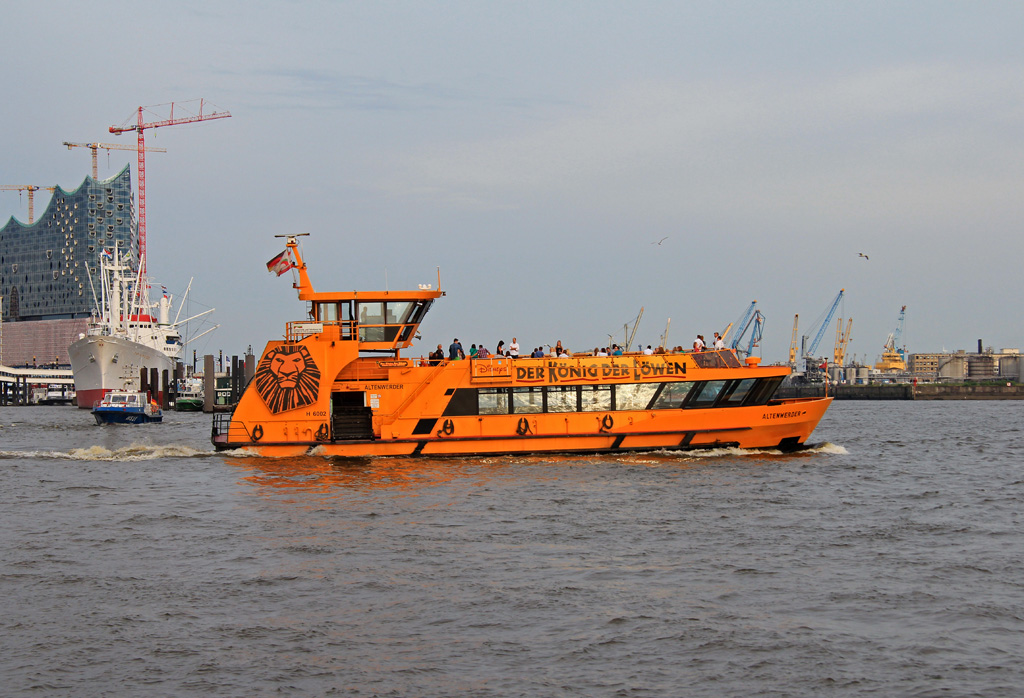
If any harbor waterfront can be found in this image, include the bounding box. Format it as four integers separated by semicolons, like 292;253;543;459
776;381;1024;400
2;402;1024;696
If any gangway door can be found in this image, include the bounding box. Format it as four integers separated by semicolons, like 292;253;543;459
331;392;374;440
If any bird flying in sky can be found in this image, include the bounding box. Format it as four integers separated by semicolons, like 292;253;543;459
858;253;869;260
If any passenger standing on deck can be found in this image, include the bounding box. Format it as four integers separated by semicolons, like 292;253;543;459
430;344;444;365
509;337;519;358
496;340;505;356
644;345;654;355
469;344;478;358
449;338;463;360
713;332;725;349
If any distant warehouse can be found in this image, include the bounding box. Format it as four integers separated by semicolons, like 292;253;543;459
0;167;137;366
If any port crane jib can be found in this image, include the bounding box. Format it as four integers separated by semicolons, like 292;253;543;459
63;141;167;180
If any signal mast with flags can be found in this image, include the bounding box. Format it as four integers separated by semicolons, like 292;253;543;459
266;247;298;276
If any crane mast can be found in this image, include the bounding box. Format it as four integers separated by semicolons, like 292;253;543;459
834;317;853;366
109;99;230;276
788;314;799;368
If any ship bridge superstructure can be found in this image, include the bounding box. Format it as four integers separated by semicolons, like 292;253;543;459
282;237;443;355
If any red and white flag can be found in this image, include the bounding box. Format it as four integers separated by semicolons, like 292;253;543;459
266;248;297;276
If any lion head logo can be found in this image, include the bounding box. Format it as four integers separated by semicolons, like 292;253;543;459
254;345;321;414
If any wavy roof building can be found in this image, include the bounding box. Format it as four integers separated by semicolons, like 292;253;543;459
1;167;137;366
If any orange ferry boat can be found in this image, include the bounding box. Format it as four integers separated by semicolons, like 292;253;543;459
212;237;832;457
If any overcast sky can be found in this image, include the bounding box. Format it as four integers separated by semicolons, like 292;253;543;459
3;1;1022;364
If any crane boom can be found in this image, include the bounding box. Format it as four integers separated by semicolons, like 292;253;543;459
63;141;167;180
1;185;42;223
727;301;757;350
109;99;231;275
806;289;844;357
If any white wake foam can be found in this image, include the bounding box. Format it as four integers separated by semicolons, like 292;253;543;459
0;443;211;461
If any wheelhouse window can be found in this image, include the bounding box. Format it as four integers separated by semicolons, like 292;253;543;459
357;302;386;341
385;301;415;324
317;302;338;322
355;300;432;343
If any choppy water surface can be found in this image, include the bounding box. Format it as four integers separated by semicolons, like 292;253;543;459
2;402;1023;696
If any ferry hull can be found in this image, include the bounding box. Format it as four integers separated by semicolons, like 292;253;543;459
69;335;175;409
214;396;832;458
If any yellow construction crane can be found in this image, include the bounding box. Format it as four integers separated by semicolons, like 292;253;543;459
0;185;56;224
834;317;853;366
62;141;167;179
788;314;799;368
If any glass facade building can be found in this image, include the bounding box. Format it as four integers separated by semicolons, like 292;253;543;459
1;167;136;322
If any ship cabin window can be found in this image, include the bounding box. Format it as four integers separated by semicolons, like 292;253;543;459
511;387;543;413
748;376;784;405
652;382;694;409
683;380;727;408
478;388;509;415
546;385;578;412
581;385;612;411
719;378;757;406
615;383;659;410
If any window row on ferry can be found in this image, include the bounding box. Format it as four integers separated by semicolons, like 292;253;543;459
441;377;783;417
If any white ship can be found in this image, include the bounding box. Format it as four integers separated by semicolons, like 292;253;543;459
68;248;214;409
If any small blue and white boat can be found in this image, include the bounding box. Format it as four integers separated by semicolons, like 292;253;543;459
92;390;164;425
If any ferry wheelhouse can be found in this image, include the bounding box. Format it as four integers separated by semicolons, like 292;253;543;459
212;237;832;457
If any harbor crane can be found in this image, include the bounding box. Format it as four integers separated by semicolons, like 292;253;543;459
834;317;853;367
721;300;757;348
62;141;167;180
734;308;765;358
1;185;57;224
874;305;907;372
801;288;844;376
109;99;231;275
788;314;799;368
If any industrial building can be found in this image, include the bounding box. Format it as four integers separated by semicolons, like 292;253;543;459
908;347;1021;382
0;167;136;366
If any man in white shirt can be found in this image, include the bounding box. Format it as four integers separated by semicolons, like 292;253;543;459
643;345;654;355
509;337;519;358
